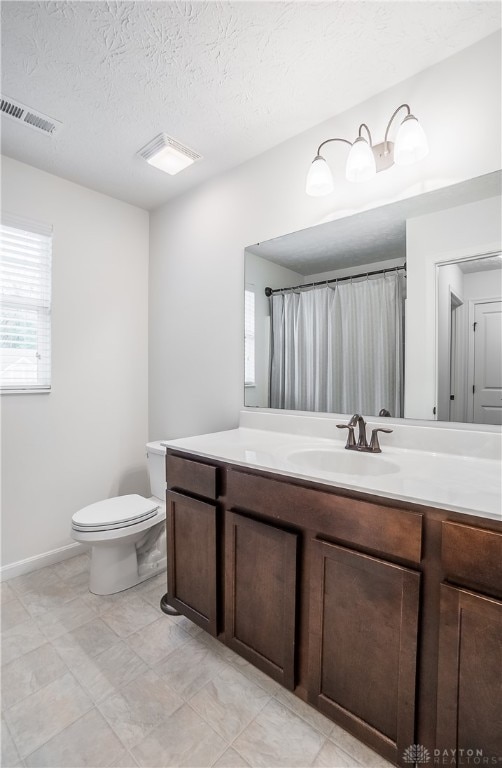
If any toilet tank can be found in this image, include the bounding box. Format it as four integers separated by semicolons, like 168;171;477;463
146;441;167;501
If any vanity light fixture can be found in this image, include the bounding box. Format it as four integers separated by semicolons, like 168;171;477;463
138;133;202;175
306;104;428;196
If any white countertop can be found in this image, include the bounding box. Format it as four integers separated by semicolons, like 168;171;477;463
162;425;502;522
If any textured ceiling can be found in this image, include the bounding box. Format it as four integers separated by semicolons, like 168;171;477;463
246;172;502;275
1;1;501;210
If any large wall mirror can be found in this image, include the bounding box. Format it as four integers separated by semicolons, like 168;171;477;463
244;171;502;426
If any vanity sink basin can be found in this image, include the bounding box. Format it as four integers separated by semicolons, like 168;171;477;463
286;448;399;477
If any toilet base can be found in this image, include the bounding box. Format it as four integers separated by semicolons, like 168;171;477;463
89;541;166;595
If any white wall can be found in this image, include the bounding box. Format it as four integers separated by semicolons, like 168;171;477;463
405;195;501;420
1;157;149;568
149;32;501;440
244;252;302;408
463;269;502;300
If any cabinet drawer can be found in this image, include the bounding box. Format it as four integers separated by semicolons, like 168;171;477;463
442;521;502;597
166;453;218;500
227;469;422;564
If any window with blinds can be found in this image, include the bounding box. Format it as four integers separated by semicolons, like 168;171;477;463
0;214;52;392
244;287;255;387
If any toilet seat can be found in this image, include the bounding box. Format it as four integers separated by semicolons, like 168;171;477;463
72;494;159;533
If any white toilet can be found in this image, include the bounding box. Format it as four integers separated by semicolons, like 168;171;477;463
71;441;167;595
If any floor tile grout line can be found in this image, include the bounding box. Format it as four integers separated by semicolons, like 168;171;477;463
1;709;23;765
67;647;149;707
1;641;73;713
4;560;391;768
99;612;160;641
183;698;239;747
223;695;331;767
94;667;187;753
95;696;171;758
331;740;370;767
8;689;96;763
271;691;335;739
305;733;331;768
221;740;251;768
209;692;291;761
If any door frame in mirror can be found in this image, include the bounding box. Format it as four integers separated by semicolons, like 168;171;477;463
434;249;502;427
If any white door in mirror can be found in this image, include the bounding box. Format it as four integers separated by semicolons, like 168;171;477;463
473;301;502;424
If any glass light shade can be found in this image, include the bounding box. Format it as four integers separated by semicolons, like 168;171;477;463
305;155;334;197
394;115;429;166
146;145;195;175
345;137;376;182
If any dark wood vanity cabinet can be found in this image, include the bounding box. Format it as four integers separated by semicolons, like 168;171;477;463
309;539;420;765
165;449;502;767
436;521;502;765
436;585;502;764
224;511;298;689
165;452;222;635
166;490;219;635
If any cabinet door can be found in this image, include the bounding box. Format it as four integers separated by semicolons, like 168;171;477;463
436;584;502;763
166;490;218;636
309;539;420;765
225;511;298;689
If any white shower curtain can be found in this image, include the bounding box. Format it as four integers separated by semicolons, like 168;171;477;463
269;272;405;416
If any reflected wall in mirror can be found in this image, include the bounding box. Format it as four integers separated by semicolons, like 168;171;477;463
437;254;502;425
244;170;501;426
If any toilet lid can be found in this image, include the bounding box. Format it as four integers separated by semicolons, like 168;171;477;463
72;495;159;530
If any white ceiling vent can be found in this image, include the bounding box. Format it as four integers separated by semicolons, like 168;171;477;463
138;133;202;175
0;96;62;136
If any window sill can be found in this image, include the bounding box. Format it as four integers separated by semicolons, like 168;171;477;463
1;388;51;395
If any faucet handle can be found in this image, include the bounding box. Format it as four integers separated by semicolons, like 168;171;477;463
336;424;356;448
369;427;393;453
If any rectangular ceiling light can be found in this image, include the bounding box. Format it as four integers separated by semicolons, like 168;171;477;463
138;133;202;175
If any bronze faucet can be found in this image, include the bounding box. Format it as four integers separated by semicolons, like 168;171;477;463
336;414;393;453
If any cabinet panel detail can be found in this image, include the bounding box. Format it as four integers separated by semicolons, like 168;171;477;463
309;539;420;765
227;469;422;564
436;584;502;764
167;490;218;635
167;454;218;500
225;511;298;689
442;521;502;597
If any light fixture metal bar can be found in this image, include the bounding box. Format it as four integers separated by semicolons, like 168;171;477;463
317;136;352;157
358;123;373;145
383;103;411;153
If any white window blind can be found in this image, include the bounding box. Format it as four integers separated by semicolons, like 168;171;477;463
0;214;52;392
244;287;255;386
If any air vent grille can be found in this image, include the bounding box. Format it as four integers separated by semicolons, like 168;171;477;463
0;96;62;136
138;133;202;163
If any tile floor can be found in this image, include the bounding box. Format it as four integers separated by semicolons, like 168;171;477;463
1;554;394;768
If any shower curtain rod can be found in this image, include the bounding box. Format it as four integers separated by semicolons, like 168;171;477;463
264;264;406;297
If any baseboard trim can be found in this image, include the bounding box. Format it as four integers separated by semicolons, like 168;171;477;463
0;542;89;582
